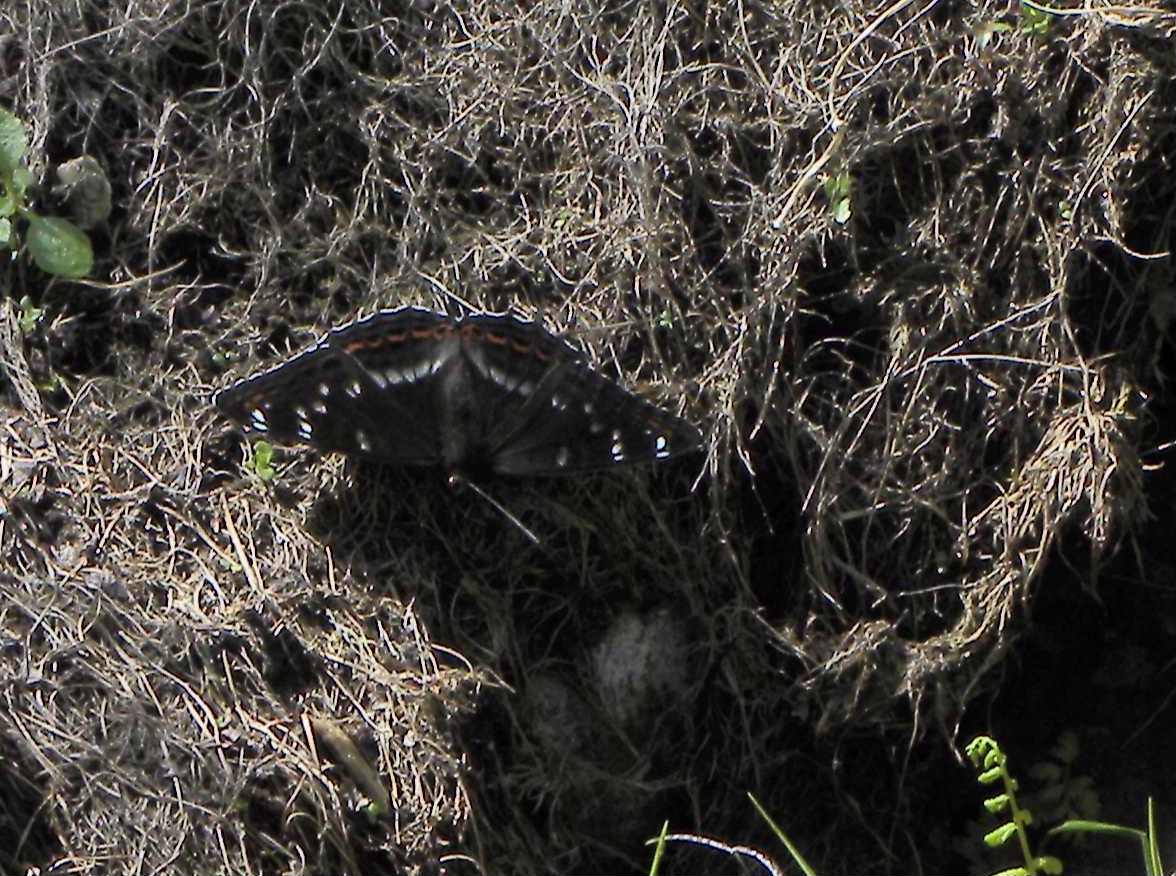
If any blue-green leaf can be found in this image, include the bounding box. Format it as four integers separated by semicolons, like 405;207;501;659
0;108;27;173
11;165;33;197
26;215;94;278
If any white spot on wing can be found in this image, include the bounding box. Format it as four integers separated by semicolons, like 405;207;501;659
249;408;268;432
611;428;622;441
312;400;327;415
556;446;570;468
297;419;313;439
655;435;669;459
318;382;332;397
487;363;508;387
611;440;625;462
346;380;362;398
357;429;372;453
366;369;388;390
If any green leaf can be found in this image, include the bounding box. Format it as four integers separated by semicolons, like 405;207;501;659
985;822;1019;847
1020;2;1054;35
26;215;94;278
1047;819;1146;841
1035;856;1064;875
11;165;33;197
361;798;389;821
0;108;27;173
18;296;44;333
35;371;65;393
823;171;853;225
0;217;10;247
984;794;1011;814
252;441;276;482
979;766;1004;784
832;196;852;225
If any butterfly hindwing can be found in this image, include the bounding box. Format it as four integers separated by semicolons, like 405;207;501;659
485;357;702;475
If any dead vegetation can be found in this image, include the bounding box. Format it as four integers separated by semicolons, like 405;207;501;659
2;0;1175;873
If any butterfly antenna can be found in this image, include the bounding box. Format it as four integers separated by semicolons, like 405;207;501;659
448;473;541;546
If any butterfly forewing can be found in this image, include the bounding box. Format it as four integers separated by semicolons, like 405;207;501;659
214;308;451;465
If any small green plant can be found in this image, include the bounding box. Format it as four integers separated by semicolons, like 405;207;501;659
33;371;65;394
967;734;1166;876
1019;1;1056;36
967;735;1064;876
18;295;44;333
823;170;853;225
0;107;94;278
250;441;277;482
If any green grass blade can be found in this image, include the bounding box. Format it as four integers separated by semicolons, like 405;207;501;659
648;820;670;876
747;792;818;876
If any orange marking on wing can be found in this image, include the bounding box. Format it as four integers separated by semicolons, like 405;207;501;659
345;330;406;352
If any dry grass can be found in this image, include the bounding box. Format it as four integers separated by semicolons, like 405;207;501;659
1;0;1174;873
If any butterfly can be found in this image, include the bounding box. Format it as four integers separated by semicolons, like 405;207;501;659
213;307;703;479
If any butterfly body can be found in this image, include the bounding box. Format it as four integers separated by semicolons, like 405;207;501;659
214;307;703;478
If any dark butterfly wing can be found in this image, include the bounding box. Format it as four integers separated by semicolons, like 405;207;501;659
214;307;454;465
215;307;704;477
459;314;703;475
488;361;703;475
